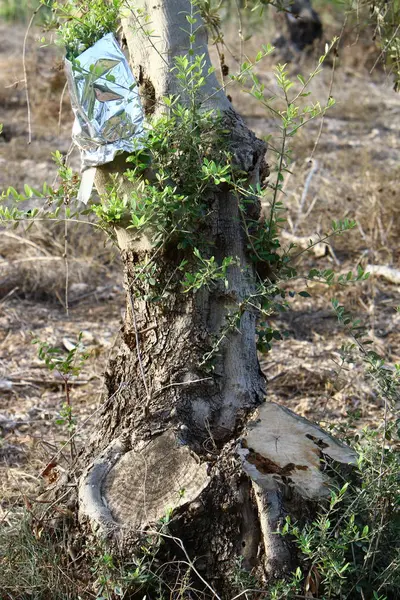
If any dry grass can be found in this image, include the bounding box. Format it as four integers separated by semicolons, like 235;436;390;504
0;23;123;304
0;509;78;600
0;21;74;191
0;221;122;303
0;22;126;516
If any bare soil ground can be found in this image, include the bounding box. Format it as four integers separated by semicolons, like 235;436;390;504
0;14;399;516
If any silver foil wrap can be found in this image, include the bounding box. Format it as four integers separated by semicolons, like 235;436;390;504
65;33;144;171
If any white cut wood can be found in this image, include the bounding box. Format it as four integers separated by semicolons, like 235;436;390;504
103;431;210;528
238;402;357;500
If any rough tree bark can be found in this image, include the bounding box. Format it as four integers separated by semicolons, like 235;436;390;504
74;1;355;596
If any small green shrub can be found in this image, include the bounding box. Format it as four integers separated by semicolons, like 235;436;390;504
268;303;400;600
52;0;124;58
267;423;400;600
33;332;89;444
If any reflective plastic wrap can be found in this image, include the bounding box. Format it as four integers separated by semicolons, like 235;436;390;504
65;33;144;172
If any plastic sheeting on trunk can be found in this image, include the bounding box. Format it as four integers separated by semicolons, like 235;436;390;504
65;33;145;203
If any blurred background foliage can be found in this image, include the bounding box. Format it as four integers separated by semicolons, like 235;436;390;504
1;0;396;89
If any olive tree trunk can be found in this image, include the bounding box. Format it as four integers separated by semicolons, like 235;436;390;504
75;1;355;596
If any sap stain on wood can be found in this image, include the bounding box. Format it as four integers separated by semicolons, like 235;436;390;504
246;450;309;476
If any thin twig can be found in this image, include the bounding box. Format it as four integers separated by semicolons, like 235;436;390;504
370;23;400;75
64;213;69;316
1;231;52;255
153;377;213;396
58;80;68;135
294;158;319;233
369;502;386;578
68;284;121;306
40;380;130;473
230;590;272;600
2;217;98;227
127;5;168;66
0;287;19;304
146;530;222;600
267;128;287;239
234;0;244;66
309;20;346;162
5;78;26;88
23;5;42;144
5;256;108;269
368;399;389;579
37;488;72;520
